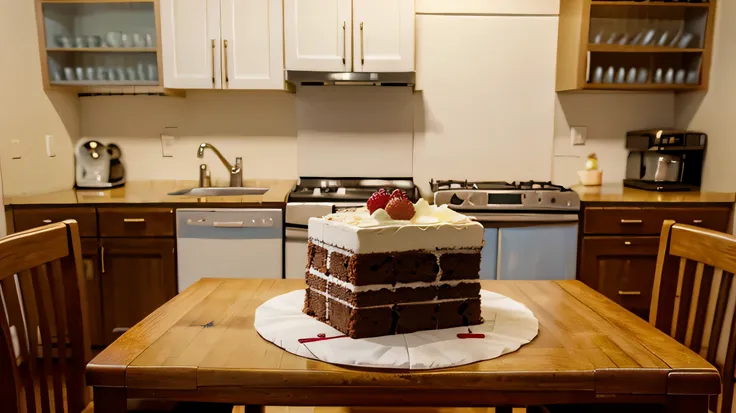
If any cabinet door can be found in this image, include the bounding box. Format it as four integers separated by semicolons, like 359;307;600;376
284;0;351;71
81;239;105;347
161;0;222;89
221;0;284;89
353;0;414;72
580;236;660;319
100;238;176;344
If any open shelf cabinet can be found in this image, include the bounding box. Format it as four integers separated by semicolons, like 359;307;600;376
557;0;717;92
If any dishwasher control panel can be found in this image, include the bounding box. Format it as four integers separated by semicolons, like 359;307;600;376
176;208;283;238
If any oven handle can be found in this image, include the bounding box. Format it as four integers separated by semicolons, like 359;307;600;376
469;213;579;223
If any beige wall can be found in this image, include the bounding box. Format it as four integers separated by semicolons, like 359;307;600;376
0;1;79;197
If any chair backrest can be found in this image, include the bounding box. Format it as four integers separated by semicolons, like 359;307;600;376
650;220;736;413
0;220;91;413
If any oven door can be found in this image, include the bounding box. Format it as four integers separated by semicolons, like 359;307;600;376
285;226;309;279
474;213;579;281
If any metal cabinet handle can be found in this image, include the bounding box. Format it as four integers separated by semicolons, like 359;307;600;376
112;327;129;334
223;39;229;87
618;291;642;296
342;21;346;65
624;241;632;245
620;219;643;224
42;219;52;224
359;22;364;66
211;39;216;86
693;219;703;224
101;246;106;273
123;218;145;223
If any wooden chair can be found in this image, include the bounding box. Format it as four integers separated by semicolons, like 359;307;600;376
650;220;736;413
0;220;232;413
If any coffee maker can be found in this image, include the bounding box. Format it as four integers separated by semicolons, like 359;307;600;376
624;129;706;192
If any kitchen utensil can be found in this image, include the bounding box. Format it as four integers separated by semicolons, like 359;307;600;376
616;67;626;84
606;33;618;44
105;31;122;47
657;31;670;47
654;68;663;84
133;33;145;48
64;67;75;81
75;67;85;81
642;29;656;46
593;66;603;83
137;62;146;80
675;69;686;85
678;33;694;48
96;66;107;81
664;68;675;84
603;66;615;84
86;67;96;81
87;35;102;48
147;64;157;81
115;67;126;81
126;67;137;80
55;35;71;48
626;68;637;84
637;68;648;84
74;36;86;48
121;33;132;48
145;33;154;47
686;69;699;85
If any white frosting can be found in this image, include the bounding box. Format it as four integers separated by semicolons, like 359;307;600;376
308;287;475;310
308;267;479;293
308;199;484;254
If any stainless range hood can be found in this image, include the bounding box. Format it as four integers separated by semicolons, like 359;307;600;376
285;70;415;86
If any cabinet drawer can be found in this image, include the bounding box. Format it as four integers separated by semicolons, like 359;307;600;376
14;207;97;237
580;236;660;318
584;207;731;235
99;208;174;237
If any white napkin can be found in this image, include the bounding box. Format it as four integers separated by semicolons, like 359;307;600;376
254;289;538;370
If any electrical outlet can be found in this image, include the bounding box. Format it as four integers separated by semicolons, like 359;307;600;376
161;135;175;158
45;135;56;157
571;126;587;146
10;139;22;160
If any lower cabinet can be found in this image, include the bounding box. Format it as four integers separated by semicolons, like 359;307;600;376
100;238;177;344
81;239;105;347
579;237;660;320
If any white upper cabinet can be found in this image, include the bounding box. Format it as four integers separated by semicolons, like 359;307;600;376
353;0;415;73
284;0;351;72
161;0;284;90
161;0;221;89
221;0;284;89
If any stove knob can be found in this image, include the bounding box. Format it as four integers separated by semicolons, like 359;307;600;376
537;197;542;203
551;197;556;204
450;194;463;205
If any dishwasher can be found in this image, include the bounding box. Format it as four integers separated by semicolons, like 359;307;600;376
176;208;283;293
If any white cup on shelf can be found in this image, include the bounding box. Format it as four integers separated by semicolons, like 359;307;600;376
75;67;85;81
115;66;126;81
147;64;158;81
133;33;146;48
74;36;86;48
96;66;107;81
603;66;615;84
626;68;637;84
675;69;686;85
615;67;626;84
145;33;154;48
64;67;75;81
86;67;96;81
126;67;137;81
637;68;648;84
664;68;675;84
592;66;603;83
121;33;132;48
137;62;147;80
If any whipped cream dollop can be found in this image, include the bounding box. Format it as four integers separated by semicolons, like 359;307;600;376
324;199;474;228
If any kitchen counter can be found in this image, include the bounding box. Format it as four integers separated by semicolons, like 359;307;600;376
5;179;296;206
573;184;736;204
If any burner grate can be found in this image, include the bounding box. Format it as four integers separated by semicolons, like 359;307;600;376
430;179;572;192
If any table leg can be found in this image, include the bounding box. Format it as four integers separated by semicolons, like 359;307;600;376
666;395;709;413
244;406;264;413
93;386;127;413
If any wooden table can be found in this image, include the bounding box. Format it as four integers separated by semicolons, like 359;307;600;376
86;279;721;412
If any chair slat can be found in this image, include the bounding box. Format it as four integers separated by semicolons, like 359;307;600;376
701;268;725;358
671;257;688;337
685;262;706;347
720;300;736;413
49;260;69;413
18;269;42;413
0;308;19;413
690;265;715;353
0;276;37;413
32;264;56;413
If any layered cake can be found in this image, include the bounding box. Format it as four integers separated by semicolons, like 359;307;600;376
303;189;485;339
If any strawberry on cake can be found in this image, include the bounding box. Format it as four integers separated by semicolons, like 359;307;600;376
303;189;485;339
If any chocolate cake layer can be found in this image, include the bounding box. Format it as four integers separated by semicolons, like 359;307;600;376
303;288;327;322
308;244;329;274
437;282;481;299
437;298;482;329
305;271;327;292
325;279;480;307
394;252;439;283
439;253;482;281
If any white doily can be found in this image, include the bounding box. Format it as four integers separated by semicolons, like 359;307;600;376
254;289;538;370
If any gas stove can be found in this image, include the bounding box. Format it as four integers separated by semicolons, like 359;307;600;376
431;179;580;212
289;178;419;203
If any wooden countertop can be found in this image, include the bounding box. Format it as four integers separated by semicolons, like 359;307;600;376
5;180;296;206
573;184;736;204
87;278;719;410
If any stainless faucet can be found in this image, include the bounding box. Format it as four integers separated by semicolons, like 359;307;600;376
197;143;242;187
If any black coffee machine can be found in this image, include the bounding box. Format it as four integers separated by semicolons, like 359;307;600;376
624;129;706;192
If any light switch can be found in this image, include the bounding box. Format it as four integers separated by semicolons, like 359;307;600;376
45;135;56;157
571;126;587;146
161;135;175;157
10;139;22;160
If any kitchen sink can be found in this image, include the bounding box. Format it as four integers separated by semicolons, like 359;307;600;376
168;187;269;197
